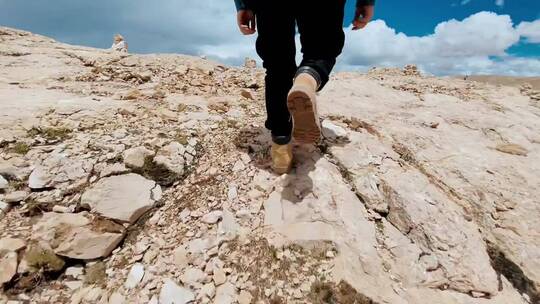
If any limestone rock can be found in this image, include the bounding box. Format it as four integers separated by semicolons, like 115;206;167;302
65;266;84;279
123;146;155;168
173;246;190;269
321;119;348;140
108;292;126;304
154;142;187;175
4;190;29;203
125;263;145;289
180;267;206;286
238;290;253;304
32;212;124;260
159;278;195;304
0;251;17;285
201;210;223;224
28;165;53;189
81;173;161;223
100;163;129;178
0;237;26;252
217;210;240;240
201;282;216;299
0;175;7;190
215;282;237;304
213;267;227;286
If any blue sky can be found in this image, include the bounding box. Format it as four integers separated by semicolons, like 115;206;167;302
0;0;539;76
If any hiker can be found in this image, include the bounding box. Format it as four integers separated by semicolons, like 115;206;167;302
234;0;375;174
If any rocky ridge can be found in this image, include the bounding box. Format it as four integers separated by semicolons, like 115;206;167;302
1;27;539;304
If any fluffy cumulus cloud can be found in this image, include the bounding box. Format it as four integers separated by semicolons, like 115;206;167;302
517;20;540;43
340;12;540;76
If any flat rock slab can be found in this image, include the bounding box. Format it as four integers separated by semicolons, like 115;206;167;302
81;173;162;223
32;212;125;260
0;251;17;285
0;237;26;252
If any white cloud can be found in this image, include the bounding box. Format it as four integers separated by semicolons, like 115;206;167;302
517;20;540;43
460;0;504;7
339;12;540;76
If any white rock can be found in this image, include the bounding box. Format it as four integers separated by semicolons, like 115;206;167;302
154;142;187;175
65;266;84;278
123;146;155;169
134;240;150;255
238;290;253;304
218;210;239;240
65;280;83;290
0;237;26;252
81;173;160;223
0;175;8;190
179;208;191;223
201;282;216;299
0;200;9;213
125;263;145;289
3;191;29;203
215;282;237;304
112;129;127;139
84;287;104;302
0;251;18;284
180;267;206;286
108;292;125;304
100;163;129;178
232;160;245;172
173;246;190;269
201;210;223;224
240;153;251;164
32;212;124;260
227;185;238;201
321;120;348;140
148;295;158;304
213;267;227;286
52;205;71;213
28;166;52;189
159;278;195;304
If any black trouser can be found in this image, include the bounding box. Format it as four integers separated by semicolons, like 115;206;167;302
250;0;347;139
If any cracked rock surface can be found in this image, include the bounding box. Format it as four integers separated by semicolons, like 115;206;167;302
1;27;539;304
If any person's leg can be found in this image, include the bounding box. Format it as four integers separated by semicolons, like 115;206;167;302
296;0;346;90
252;1;297;143
286;0;346;144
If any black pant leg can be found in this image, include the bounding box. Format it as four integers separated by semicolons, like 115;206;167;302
253;1;297;137
296;0;346;90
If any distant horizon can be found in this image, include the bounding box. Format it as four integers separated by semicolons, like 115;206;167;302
0;0;539;76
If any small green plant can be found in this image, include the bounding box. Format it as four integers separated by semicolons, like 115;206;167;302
28;127;72;141
25;246;65;273
10;142;30;154
84;262;106;285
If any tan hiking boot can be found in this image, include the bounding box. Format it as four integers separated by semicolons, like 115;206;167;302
287;73;321;144
271;143;293;174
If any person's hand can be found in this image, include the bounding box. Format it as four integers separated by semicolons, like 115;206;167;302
237;10;256;35
352;5;374;30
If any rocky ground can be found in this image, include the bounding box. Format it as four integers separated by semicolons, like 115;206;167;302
0;27;539;304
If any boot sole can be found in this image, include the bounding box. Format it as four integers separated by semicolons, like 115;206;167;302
287;87;320;144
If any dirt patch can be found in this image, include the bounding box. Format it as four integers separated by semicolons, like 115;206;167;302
308;280;379;304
